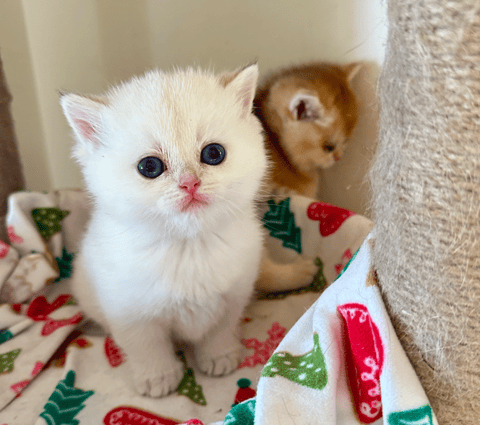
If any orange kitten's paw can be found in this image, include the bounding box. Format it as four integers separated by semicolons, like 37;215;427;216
196;340;243;377
132;357;184;397
271;185;297;199
290;257;318;287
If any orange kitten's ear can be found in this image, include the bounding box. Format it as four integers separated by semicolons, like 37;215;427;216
60;93;106;148
289;92;322;121
289;92;335;126
344;62;363;84
220;63;259;118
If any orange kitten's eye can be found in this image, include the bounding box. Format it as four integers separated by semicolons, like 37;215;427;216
323;143;335;153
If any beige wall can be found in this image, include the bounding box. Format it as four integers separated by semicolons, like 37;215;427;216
0;0;386;215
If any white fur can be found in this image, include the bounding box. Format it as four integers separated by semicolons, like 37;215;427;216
61;65;268;397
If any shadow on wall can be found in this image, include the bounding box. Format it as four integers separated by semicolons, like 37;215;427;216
0;55;25;242
317;61;381;217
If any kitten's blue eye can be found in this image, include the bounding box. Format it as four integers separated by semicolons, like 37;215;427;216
138;157;165;178
201;143;226;166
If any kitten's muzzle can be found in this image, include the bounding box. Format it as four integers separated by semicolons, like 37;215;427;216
179;174;201;196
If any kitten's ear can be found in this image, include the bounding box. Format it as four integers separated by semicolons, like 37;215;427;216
344;62;363;84
219;63;259;118
289;92;322;122
60;93;106;148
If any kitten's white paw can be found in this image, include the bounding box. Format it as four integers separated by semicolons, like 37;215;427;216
196;341;243;377
131;357;184;398
290;257;318;287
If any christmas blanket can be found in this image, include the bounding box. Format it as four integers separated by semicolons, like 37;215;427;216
0;189;433;424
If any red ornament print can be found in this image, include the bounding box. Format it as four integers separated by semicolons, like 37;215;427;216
307;202;355;237
233;378;256;404
338;303;384;423
11;303;22;314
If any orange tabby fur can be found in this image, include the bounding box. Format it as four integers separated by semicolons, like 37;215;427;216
254;62;360;197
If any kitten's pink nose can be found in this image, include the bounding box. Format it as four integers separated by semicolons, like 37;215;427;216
179;174;201;195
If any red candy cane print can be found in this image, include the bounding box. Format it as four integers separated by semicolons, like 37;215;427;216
338;303;384;423
103;406;180;425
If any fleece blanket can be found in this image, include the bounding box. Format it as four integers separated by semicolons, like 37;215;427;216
0;189;435;424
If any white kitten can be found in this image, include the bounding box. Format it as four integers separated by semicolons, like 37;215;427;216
61;64;268;397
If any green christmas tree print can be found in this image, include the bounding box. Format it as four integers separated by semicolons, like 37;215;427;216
262;198;302;254
388;405;433;425
311;257;328;291
39;370;94;425
224;398;256;425
176;350;206;406
0;329;13;344
0;348;21;373
261;333;327;390
55;247;75;282
32;208;70;241
177;367;207;406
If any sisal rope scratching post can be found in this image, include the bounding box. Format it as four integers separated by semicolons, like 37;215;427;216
371;1;480;422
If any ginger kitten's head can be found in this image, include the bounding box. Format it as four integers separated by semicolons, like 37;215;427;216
61;64;267;238
255;62;360;174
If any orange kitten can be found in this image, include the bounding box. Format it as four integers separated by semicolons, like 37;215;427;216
254;61;361;197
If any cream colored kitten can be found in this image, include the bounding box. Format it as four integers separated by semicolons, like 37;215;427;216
61;64;268;397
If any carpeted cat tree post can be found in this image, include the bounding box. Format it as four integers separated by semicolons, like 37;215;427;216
371;1;480;422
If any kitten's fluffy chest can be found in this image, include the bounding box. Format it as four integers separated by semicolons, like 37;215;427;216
83;210;262;320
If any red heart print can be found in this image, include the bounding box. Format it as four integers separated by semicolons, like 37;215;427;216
307;202;355;237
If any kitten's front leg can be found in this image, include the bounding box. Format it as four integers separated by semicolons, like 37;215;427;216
256;251;318;292
195;297;247;377
110;320;184;397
